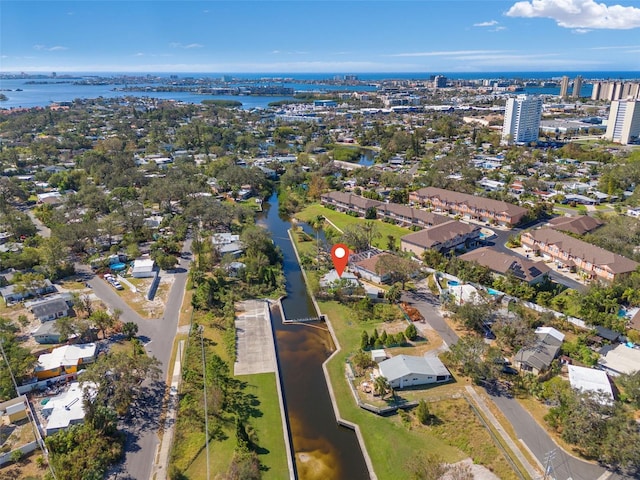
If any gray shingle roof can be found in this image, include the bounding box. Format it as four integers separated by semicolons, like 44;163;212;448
378;355;449;382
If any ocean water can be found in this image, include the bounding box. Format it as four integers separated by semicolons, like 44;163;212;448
1;71;638;109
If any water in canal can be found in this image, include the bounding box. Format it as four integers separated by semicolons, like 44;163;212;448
258;192;370;480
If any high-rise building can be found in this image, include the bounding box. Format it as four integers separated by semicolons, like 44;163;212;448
434;75;447;88
560;76;570;98
605;100;640;145
502;95;543;145
591;81;603;100
572;75;583;98
591;81;640;101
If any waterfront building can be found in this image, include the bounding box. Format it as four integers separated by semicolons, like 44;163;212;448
501;94;543;145
560;76;569;99
605;100;640;145
591;81;640;101
572;75;583;98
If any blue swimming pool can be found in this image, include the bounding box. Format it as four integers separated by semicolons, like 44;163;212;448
448;280;459;286
110;262;126;271
487;288;501;295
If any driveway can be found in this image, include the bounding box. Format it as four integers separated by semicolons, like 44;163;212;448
402;283;623;480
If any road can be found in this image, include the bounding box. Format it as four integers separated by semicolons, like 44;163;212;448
402;286;623;480
76;239;192;480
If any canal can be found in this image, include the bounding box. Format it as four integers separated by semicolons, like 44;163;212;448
258;191;370;480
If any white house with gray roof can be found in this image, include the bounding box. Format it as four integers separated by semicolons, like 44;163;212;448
378;354;451;389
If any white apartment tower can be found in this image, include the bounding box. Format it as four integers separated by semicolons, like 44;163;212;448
502;95;543;145
605;100;640;145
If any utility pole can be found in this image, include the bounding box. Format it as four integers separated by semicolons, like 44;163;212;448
543;449;557;480
199;325;211;480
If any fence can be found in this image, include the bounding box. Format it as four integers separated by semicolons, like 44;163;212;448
0;441;38;466
146;271;160;301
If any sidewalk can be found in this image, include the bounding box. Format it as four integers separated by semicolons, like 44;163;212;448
465;386;542;480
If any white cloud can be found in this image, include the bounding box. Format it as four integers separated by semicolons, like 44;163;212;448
33;44;68;51
590;44;640;49
133;53;145;57
474;20;499;27
269;50;308;55
572;28;591;33
506;0;640;29
389;49;506;57
492;26;508;31
169;42;204;49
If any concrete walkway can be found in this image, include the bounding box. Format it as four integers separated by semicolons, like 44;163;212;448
465;386;541;480
234;299;277;376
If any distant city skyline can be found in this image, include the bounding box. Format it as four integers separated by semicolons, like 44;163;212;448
2;0;640;74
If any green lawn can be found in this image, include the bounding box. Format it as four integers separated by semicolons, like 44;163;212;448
295;204;412;249
318;300;466;479
319;299;523;479
173;310;288;480
239;373;289;480
186;373;288;480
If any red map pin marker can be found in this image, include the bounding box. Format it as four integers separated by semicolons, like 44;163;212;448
331;243;349;277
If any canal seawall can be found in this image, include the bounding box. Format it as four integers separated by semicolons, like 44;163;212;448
286;227;378;480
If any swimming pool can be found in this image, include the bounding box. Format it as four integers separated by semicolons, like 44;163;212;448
487;288;502;295
110;262;127;271
448;280;459;286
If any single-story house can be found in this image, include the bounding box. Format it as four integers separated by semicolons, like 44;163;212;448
30;297;70;322
319;269;360;291
378;354;451;389
43;382;94;435
400;220;480;255
212;233;244;257
567;365;614;404
0;279;57;304
598;344;640;376
34;343;97;380
350;251;393;284
514;327;564;375
131;258;156;278
0;395;29;425
32;321;66;344
459;247;551;285
547;215;603;235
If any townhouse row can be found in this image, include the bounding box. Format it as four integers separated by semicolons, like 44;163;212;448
521;228;639;282
409;187;529;227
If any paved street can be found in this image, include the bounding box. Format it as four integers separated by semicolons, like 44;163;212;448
403;283;623;480
76;238;192;480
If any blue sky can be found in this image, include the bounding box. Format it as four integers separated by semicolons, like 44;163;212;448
1;0;640;73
